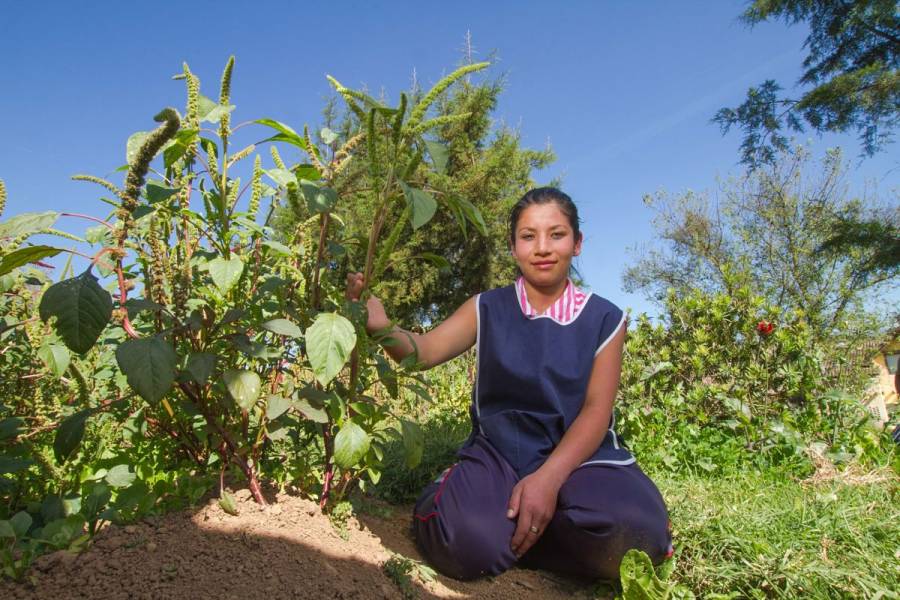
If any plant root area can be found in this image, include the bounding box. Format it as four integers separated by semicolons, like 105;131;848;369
2;488;595;599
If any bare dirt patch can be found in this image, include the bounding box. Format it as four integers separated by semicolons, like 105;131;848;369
2;488;596;599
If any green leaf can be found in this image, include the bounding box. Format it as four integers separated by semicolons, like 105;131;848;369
293;164;321;181
261;240;292;256
207;256;244;294
424;140;449;174
9;511;31;538
619;549;671;600
54;409;92;463
254;118;305;149
126;131;151;165
0;211;59;239
292;398;329;424
400;419;424;469
201;102;236;124
219;491;239;516
224;369;261;410
305;313;357;386
186;352;216;384
0;520;14;539
266;168;297;188
105;464;136;488
399;182;437;230
41;514;86;549
262;318;303;338
38;270;113;354
299;180;337;213
333;421;371;469
0;417;22;441
145;180;179;204
115;337;177;404
38;343;70;377
0;455;34;474
0;245;63;276
82;483;112;520
125;298;166;315
265;395;291;421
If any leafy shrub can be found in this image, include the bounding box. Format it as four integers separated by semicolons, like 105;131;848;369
617;284;889;474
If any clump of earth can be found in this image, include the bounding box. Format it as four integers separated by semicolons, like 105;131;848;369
1;488;598;599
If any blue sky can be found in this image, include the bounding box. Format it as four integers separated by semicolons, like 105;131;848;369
2;1;897;318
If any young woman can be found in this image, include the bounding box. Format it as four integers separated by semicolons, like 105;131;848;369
346;187;672;581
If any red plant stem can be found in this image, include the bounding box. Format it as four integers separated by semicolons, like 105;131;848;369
115;260;139;339
320;424;334;510
178;382;267;505
61;212;114;230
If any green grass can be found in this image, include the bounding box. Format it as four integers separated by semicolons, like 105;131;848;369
655;468;899;599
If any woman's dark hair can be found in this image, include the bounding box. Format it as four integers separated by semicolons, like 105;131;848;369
508;187;581;244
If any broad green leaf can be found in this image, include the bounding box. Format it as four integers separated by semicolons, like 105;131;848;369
207;256;244;294
265;395;291;421
199;94;236;123
0;521;14;539
9;511;31;538
105;464;136;488
38;270;112;354
262;318;303;338
320;127;338;144
401;419;424;469
305;313;356;386
115;337;177;404
41;514;86;549
299;180;337;213
125;297;166;319
186;352;216;384
54;409;93;463
399;182;437;230
292;398;329;424
219;490;239;516
424;140;449;174
0;456;34;474
266;168;297;188
38;343;70;377
261;240;292;256
126;131;151;165
333;421;371;469
81;483;111;520
0;417;22;441
146;180;179;204
254;118;305;149
293;164;321;181
0;245;62;276
0;211;59;239
224;369;261;410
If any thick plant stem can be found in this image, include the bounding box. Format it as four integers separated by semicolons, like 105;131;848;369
311;212;330;310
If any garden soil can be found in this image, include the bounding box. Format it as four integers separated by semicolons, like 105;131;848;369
1;487;598;600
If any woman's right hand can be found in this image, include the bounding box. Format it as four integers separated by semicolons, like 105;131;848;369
345;272;390;334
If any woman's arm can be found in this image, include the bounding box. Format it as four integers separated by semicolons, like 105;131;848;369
507;322;626;556
346;272;477;369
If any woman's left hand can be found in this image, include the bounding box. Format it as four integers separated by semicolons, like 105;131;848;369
507;468;563;557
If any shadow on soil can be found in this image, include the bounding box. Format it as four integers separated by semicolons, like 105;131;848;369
0;486;593;600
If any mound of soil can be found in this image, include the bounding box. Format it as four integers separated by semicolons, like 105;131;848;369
2;488;597;599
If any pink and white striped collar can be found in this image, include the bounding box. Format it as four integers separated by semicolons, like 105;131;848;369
515;276;589;325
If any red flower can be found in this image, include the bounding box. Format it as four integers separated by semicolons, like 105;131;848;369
756;320;774;336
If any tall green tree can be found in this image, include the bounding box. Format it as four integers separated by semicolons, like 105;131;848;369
715;0;900;167
622;146;898;340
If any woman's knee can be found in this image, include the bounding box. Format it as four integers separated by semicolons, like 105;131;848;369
413;512;516;580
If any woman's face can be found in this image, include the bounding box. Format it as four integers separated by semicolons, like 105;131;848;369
511;202;582;289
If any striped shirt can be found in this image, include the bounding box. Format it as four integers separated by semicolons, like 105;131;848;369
515;276;588;325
